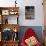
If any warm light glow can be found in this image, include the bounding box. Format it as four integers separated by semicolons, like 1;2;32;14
11;10;14;11
14;28;17;32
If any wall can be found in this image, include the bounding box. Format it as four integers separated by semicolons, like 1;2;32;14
0;0;44;26
18;0;44;26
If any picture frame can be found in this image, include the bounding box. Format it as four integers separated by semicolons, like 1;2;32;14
2;10;9;15
25;6;35;19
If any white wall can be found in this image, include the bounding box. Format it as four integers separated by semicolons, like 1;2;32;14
18;0;44;26
0;0;44;26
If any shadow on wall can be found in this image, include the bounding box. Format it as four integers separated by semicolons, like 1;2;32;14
18;26;44;44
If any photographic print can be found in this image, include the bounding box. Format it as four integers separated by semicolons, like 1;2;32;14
25;6;35;19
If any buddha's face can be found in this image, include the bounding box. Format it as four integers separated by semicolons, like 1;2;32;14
25;36;38;46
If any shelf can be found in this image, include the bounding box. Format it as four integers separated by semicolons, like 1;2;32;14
2;40;19;46
0;24;19;32
0;7;19;16
0;7;19;24
2;40;19;43
0;7;19;10
2;14;19;16
0;7;19;46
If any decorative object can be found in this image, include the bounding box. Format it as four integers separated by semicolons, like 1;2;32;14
9;10;18;15
25;36;38;46
1;28;18;41
2;28;13;41
2;10;9;15
21;28;41;46
25;6;35;19
15;0;17;7
13;32;18;41
5;18;8;24
14;28;17;32
13;28;18;41
2;16;8;24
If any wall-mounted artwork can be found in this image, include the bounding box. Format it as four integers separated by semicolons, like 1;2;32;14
2;10;9;15
25;6;35;19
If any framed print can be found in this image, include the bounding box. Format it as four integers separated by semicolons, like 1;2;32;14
2;10;9;15
25;6;35;19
